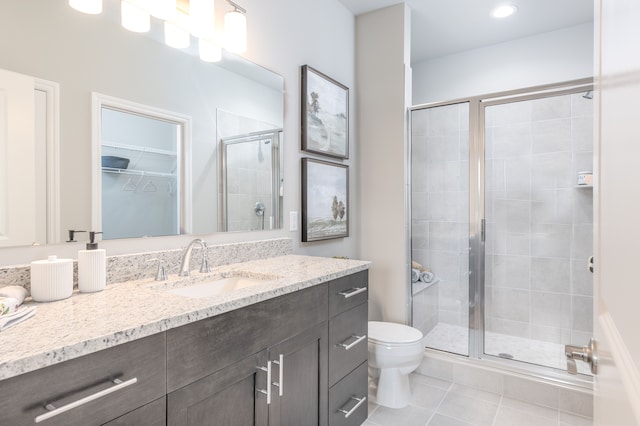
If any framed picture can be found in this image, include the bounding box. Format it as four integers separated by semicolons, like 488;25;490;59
301;158;349;242
301;65;349;159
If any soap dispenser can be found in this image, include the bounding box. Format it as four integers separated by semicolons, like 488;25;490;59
78;231;106;293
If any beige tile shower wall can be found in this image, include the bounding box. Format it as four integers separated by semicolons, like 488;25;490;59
411;103;470;329
485;92;594;346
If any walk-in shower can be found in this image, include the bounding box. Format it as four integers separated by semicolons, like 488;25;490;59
410;80;594;379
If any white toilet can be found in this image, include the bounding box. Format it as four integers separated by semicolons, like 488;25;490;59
368;321;424;408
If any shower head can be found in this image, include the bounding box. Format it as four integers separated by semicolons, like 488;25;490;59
582;90;593;100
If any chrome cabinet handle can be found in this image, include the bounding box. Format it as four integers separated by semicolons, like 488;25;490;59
271;354;284;397
338;287;367;299
337;335;367;351
34;377;137;423
256;361;272;404
338;396;366;418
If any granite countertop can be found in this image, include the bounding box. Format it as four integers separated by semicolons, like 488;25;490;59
0;255;370;381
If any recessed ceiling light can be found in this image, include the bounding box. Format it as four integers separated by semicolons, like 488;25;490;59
490;4;518;19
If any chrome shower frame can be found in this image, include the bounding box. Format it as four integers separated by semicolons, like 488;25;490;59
408;78;594;388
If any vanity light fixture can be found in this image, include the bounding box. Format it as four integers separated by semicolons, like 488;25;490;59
164;10;191;48
224;0;247;54
199;38;222;62
190;0;215;40
69;0;248;60
147;0;176;21
68;0;102;14
490;4;518;19
121;0;150;33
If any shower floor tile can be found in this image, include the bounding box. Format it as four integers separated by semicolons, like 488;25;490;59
423;323;592;375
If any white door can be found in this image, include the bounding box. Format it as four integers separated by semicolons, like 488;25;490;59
0;68;36;247
594;0;640;424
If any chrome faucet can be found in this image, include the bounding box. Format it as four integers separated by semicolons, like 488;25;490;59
179;238;211;277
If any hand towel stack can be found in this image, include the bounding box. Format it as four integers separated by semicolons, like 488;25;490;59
0;286;36;332
411;261;436;283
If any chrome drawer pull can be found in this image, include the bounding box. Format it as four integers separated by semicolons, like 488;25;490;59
256;361;272;405
34;377;137;423
338;396;367;418
271;354;284;397
337;335;367;351
338;287;367;299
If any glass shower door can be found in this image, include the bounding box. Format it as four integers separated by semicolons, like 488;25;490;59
482;90;594;373
410;102;470;356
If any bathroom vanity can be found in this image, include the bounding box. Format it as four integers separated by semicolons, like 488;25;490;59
0;255;369;426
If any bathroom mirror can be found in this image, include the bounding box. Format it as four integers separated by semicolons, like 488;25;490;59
0;0;284;247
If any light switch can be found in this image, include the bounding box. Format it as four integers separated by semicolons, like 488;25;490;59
289;211;298;232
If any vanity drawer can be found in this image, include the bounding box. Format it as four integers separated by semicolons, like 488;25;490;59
329;302;368;387
103;397;166;426
328;361;368;426
0;333;166;426
329;270;368;317
166;283;328;392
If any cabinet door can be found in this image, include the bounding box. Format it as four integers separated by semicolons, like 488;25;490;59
268;322;328;426
167;350;269;426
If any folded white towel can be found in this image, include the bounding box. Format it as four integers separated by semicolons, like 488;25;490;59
419;271;435;283
0;306;36;332
0;286;28;305
411;268;420;283
0;297;19;315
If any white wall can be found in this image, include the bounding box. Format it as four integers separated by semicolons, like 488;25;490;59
358;4;412;323
412;23;594;104
242;0;358;259
0;0;358;265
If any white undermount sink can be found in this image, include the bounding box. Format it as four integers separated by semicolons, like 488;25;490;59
164;274;275;299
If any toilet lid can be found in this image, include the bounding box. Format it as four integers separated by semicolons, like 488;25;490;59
368;321;423;344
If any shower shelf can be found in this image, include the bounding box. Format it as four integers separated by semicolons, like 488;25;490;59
412;278;440;296
575;184;593;189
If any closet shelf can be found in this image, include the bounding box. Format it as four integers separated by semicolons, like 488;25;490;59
102;141;177;156
102;167;176;179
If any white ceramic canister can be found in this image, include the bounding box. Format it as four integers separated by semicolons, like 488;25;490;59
30;255;74;302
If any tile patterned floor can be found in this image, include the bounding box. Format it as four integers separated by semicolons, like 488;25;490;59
423;323;592;375
364;373;593;426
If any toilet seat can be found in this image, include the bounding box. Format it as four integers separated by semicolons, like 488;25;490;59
368;321;423;345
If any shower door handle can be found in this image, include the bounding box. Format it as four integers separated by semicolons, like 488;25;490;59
565;337;598;375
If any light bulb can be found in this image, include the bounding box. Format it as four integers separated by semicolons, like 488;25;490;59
190;0;215;39
164;12;191;49
147;0;176;21
69;0;102;14
224;10;247;54
121;0;150;33
199;39;222;62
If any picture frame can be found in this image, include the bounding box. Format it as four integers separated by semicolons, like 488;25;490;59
301;158;349;242
301;65;349;159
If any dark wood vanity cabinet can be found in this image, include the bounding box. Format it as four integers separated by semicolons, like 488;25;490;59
0;269;368;426
166;282;330;426
166;270;368;426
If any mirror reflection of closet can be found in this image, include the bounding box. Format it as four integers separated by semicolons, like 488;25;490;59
92;93;191;240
